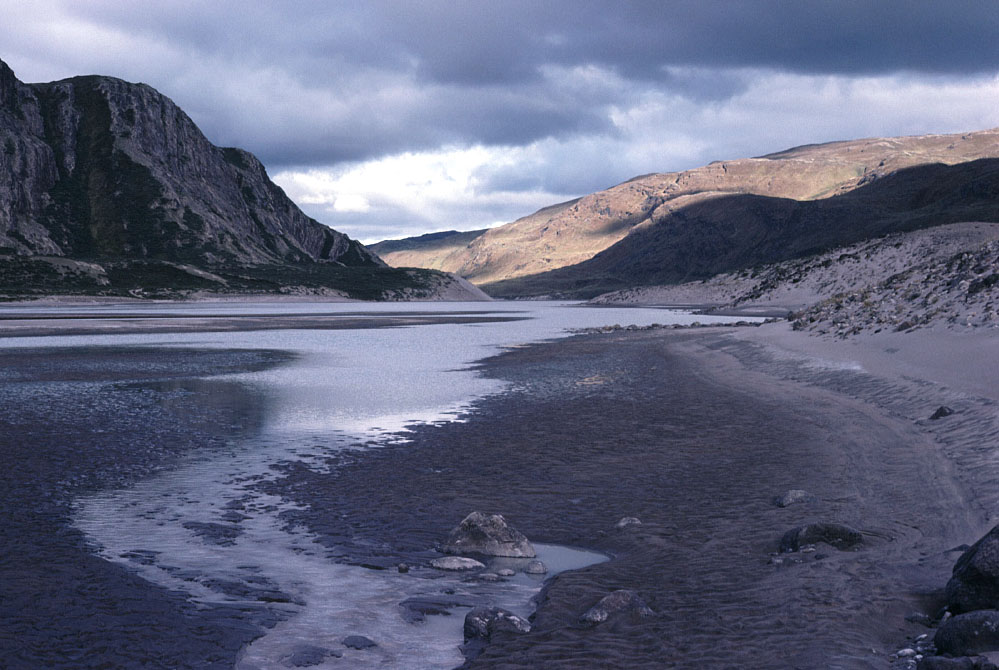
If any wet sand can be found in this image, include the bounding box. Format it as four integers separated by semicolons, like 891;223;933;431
2;323;996;668
267;327;992;668
0;311;525;338
0;347;295;669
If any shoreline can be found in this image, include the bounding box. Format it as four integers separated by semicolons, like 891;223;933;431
264;323;993;668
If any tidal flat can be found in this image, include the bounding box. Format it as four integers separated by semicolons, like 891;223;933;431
2;301;996;668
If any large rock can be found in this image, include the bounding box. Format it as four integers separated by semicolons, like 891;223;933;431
579;589;655;625
442;512;536;558
778;523;863;552
919;657;998;670
947;525;999;613
935;610;999;656
463;606;531;642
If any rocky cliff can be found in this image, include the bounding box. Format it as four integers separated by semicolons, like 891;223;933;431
375;127;999;296
0;58;480;300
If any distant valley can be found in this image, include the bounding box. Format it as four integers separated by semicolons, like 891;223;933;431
373;127;999;300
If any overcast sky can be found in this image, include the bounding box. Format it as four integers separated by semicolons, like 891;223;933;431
3;1;999;243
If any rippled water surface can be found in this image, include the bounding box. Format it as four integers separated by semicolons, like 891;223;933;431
1;301;756;668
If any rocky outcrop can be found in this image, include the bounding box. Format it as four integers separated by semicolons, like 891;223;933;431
442;512;536;558
0;58;481;300
0;59;375;267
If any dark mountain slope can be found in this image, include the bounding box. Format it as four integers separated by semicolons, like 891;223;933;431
484;158;999;298
0;58;478;299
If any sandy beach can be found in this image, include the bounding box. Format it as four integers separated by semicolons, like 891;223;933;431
1;315;997;668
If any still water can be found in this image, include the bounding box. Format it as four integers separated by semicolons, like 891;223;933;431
1;301;757;668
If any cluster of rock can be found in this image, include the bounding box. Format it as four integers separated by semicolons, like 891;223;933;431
891;525;999;668
426;511;657;659
569;320;764;335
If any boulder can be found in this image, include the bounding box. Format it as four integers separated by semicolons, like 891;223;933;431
463;606;531;642
524;560;548;575
931;406;956;420
442;512;536;558
779;523;863;552
430;556;485;571
947;525;999;613
579;589;655;625
773;490;815;508
935;610;999;656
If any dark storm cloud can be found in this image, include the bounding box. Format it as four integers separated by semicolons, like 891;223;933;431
16;0;994;170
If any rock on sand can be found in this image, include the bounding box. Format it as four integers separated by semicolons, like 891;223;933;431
773;489;815;508
947;525;999;613
934;610;999;656
430;556;486;571
442;512;536;557
463;606;531;642
579;589;655;625
779;523;863;552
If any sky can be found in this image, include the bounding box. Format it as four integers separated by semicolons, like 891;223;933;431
2;1;999;243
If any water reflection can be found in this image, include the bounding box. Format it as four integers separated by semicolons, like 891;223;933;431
58;302;761;668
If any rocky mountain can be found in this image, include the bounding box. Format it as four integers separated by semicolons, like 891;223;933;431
489;157;999;298
375;127;999;297
0;58;480;300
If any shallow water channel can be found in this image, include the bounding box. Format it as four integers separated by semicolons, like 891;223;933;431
2;301;755;668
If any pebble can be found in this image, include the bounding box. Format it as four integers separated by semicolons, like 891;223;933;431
430;557;485;571
497;569;515;577
615;516;642;529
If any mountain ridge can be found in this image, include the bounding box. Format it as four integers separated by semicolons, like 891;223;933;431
485;157;999;298
374;127;999;294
